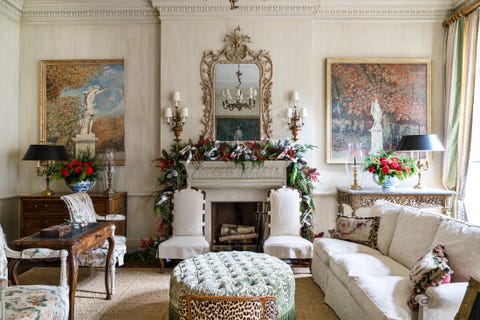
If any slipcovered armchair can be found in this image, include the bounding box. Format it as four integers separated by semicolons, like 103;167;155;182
60;192;127;294
263;186;313;265
156;187;210;269
0;225;69;320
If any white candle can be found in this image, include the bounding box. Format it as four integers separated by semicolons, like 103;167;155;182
300;107;307;118
181;107;189;118
293;90;300;102
165;107;173;118
173;91;181;102
254;89;258;97
287;108;293;118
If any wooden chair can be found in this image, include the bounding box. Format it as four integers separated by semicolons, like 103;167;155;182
156;187;210;269
263;186;313;266
61;192;127;294
0;224;69;320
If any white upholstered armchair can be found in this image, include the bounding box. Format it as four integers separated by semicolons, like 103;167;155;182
156;187;210;269
0;224;69;320
60;192;127;294
263;186;313;264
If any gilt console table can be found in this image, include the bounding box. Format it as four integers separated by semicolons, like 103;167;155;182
336;186;455;216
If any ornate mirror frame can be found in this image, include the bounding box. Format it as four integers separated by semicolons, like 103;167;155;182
200;26;273;140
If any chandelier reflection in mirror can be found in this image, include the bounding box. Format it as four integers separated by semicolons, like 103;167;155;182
221;64;258;111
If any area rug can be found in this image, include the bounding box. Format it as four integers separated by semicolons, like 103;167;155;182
17;267;338;320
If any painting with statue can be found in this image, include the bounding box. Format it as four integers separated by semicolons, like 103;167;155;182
326;58;431;163
40;59;125;165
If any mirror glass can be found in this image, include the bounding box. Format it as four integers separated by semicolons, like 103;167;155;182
200;26;272;141
214;63;260;141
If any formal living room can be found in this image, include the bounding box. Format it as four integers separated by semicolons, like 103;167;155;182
2;0;480;319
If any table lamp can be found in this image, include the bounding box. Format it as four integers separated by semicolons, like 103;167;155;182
396;134;445;189
23;144;69;196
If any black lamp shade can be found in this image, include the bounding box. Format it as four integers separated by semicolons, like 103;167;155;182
22;144;69;161
396;134;445;152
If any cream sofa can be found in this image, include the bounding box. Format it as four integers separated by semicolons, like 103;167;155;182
312;200;480;320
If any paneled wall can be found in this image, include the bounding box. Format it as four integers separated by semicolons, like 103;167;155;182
2;0;450;246
0;2;21;240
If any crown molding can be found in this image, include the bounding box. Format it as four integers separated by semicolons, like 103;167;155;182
21;0;158;23
151;0;454;20
1;0;23;22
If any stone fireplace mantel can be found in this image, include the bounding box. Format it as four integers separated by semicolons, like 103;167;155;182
183;161;290;189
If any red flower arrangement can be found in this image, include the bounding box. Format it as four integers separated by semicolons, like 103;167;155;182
364;150;418;184
53;149;103;184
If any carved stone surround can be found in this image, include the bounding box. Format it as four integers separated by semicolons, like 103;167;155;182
184;160;289;242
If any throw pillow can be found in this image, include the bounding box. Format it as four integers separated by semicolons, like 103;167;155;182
407;244;453;311
331;215;381;248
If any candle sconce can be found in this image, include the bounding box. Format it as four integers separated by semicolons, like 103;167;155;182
286;90;307;142
165;91;189;142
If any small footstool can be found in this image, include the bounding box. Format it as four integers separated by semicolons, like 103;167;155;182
169;251;295;320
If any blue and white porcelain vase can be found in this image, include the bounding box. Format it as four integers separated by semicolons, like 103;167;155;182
67;180;96;193
372;174;398;190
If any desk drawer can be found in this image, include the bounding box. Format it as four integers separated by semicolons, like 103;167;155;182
22;200;67;215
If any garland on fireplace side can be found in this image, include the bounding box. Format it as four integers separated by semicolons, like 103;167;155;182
153;136;320;241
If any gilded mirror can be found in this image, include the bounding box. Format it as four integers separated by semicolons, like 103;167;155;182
201;26;273;140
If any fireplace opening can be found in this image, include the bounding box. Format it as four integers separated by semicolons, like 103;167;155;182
211;201;263;251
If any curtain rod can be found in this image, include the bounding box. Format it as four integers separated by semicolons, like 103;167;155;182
443;0;480;28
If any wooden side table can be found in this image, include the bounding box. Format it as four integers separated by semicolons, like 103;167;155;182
20;192;127;237
336;186;455;216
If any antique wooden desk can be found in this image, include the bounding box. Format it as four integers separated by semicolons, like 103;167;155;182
336;186;455;216
9;222;115;320
19;192;127;237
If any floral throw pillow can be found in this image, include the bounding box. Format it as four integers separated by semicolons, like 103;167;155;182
408;244;453;311
332;215;381;248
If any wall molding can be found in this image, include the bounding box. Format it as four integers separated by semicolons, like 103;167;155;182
1;0;23;22
151;0;453;20
21;0;158;23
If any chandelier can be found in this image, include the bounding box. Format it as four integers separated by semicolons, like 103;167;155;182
221;64;257;111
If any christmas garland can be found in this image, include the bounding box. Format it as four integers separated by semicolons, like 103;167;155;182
153;136;319;241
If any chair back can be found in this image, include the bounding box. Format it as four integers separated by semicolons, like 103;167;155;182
172;187;206;237
268;186;302;236
61;192;98;226
0;225;7;281
179;295;277;320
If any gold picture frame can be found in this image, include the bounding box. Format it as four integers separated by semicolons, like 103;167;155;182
40;59;125;165
455;277;480;320
326;57;432;163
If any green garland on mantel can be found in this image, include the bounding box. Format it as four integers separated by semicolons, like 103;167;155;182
153;136;319;241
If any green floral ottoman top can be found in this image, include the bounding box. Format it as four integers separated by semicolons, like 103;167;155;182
169;251;295;320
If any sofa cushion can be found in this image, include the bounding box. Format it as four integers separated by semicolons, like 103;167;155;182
367;200;403;256
313;238;381;264
430;218;480;282
329;253;410;286
332;215;380;248
349;275;412;320
388;207;442;268
408;244;453;311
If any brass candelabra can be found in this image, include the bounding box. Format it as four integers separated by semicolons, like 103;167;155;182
165;92;188;142
350;165;362;190
287;91;307;142
414;160;429;189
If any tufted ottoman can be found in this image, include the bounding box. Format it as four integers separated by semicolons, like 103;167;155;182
169;251;295;320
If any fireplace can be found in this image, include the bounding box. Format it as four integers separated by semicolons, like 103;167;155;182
183;161;290;246
211;201;263;251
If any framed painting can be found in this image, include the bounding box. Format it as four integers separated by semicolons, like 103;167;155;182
326;58;431;163
215;117;260;141
455;277;480;320
40;59;125;165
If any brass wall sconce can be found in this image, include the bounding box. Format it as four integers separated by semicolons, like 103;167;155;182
22;144;69;196
165;91;189;142
103;148;116;195
397;134;445;189
287;90;307;142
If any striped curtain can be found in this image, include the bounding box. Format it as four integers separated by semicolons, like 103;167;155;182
442;10;479;220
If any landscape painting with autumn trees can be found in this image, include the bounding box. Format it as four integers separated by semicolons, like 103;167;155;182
326;58;431;163
40;59;125;164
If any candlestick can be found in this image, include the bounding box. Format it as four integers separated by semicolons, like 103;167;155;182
350;166;361;190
